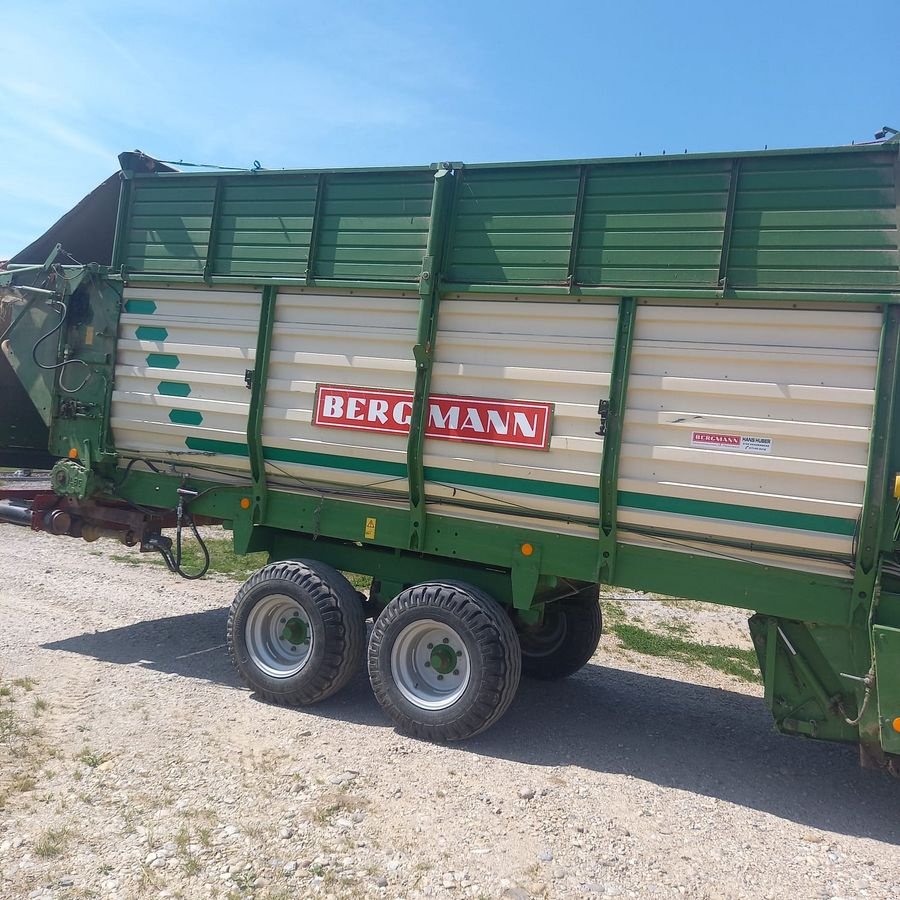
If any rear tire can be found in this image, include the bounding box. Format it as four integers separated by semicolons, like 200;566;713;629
368;581;521;741
227;559;366;705
518;585;602;680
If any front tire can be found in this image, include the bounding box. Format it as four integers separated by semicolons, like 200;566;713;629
227;560;366;705
518;585;602;680
368;581;521;741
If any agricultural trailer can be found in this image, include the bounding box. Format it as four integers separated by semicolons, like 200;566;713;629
1;137;900;772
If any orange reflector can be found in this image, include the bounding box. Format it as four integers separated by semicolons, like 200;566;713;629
240;498;251;510
893;717;900;734
68;448;78;459
521;543;534;557
894;474;900;500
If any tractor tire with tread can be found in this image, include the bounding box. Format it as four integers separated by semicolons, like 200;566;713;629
368;580;521;741
227;559;366;706
518;584;602;680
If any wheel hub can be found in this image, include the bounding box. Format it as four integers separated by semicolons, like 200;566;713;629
429;642;457;675
280;616;309;647
245;594;315;678
391;619;471;710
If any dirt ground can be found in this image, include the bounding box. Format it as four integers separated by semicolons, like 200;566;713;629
1;525;898;900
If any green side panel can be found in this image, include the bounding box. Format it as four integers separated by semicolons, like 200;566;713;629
134;325;168;341
146;353;179;369
873;624;900;754
213;177;317;277
120;145;899;294
576;159;731;287
126;178;217;274
169;409;203;426
157;381;191;397
618;491;856;537
123;298;157;314
445;167;579;284
727;151;899;290
311;171;434;281
749;615;861;744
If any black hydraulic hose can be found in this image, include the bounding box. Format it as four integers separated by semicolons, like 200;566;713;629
174;510;211;580
32;299;91;393
152;491;211;580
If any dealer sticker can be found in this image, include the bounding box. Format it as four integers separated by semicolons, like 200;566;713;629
691;431;772;454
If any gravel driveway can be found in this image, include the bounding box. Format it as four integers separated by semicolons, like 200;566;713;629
1;526;898;900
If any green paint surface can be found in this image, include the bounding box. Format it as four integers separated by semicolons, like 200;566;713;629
617;491;856;538
135;325;169;342
121;145;899;294
146;353;180;369
124;298;157;315
157;381;191;397
170;409;203;426
184;436;855;537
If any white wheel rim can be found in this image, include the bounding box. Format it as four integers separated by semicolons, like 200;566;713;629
246;594;314;678
390;618;471;710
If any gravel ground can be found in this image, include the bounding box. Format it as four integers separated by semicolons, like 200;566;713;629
1;525;899;900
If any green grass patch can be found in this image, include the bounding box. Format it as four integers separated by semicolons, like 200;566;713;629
609;620;759;682
34;826;69;858
76;747;107;768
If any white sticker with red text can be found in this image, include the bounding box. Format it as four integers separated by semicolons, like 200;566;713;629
313;384;554;451
691;431;772;454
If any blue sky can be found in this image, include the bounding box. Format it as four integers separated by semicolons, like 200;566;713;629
1;0;898;258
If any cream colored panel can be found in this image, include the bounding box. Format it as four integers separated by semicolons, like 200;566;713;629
425;299;616;516
259;289;419;489
113;285;258;470
620;302;880;553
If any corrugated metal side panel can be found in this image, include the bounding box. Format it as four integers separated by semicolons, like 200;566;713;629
111;285;258;467
126;180;217;274
619;302;880;554
445;168;579;284
259;289;419;490
728;152;899;289
424;298;615;517
122;146;898;293
576;159;731;286
311;172;433;281
124;171;434;283
213;178;317;278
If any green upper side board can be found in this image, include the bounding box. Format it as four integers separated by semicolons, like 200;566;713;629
116;143;900;295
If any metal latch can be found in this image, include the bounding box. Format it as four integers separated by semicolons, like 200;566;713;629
596;399;610;437
244;369;254;390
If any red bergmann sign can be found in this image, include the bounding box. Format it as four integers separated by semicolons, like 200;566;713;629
691;431;741;447
313;385;554;451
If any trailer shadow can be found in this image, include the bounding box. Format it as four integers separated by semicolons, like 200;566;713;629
44;607;900;845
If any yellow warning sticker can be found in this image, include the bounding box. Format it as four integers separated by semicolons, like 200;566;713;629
364;517;377;540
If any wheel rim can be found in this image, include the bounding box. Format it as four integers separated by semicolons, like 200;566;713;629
390;618;471;710
245;594;314;678
519;608;567;658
